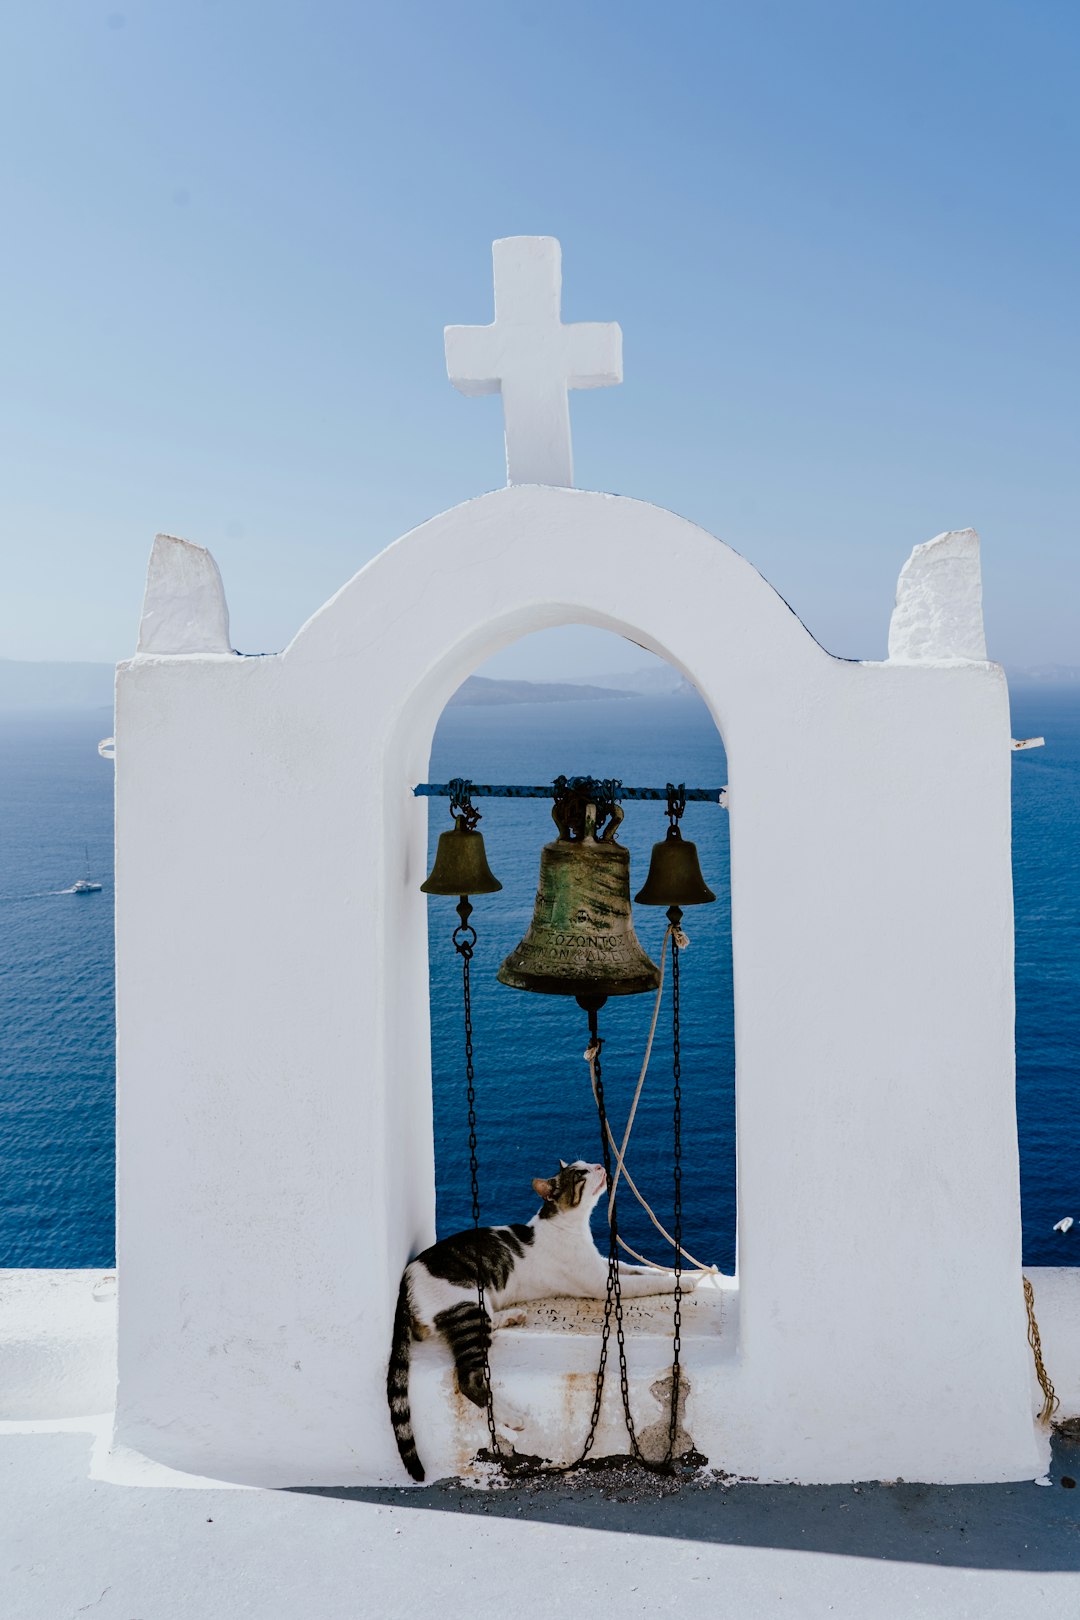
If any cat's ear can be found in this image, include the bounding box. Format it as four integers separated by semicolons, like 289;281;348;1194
559;1159;567;1170
532;1177;555;1201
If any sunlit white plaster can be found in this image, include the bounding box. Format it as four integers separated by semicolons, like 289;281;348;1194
445;237;622;487
888;528;988;663
137;533;232;656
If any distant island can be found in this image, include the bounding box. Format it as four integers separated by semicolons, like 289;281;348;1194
447;676;632;706
0;657;1075;712
0;659;691;711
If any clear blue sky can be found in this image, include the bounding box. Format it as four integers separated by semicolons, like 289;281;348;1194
1;0;1076;674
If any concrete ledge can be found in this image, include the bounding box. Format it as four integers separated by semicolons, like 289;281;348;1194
409;1276;733;1483
0;1270;116;1419
3;1267;1076;1486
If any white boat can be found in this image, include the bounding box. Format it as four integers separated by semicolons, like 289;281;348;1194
71;846;102;894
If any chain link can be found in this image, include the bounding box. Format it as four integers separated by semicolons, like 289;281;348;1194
577;1028;617;1465
668;907;684;1463
453;898;501;1468
574;1005;687;1477
451;924;689;1479
595;1033;645;1464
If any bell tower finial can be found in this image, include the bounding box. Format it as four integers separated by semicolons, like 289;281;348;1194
444;236;622;489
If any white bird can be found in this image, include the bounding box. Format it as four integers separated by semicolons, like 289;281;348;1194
1053;1217;1074;1234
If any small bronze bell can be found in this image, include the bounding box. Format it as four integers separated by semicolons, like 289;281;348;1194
635;823;716;907
421;815;502;896
497;779;660;1005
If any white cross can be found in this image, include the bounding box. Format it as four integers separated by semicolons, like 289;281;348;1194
444;237;622;488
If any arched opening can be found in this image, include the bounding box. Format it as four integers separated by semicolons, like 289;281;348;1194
348;481;833;1342
423;625;736;1279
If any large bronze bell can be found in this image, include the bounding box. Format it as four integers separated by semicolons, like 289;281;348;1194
497;781;659;1005
635;823;716;907
421;815;502;896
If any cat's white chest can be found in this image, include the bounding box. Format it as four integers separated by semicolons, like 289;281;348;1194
499;1220;605;1305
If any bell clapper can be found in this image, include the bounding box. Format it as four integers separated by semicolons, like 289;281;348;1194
452;895;475;958
667;902;689;951
577;992;606;1063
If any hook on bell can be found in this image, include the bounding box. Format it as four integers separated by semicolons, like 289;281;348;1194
421;782;501;897
635;784;716;907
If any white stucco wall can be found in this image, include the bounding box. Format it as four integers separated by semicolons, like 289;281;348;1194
112;485;1041;1486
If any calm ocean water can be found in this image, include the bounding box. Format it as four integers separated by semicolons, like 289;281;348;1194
1;689;1077;1270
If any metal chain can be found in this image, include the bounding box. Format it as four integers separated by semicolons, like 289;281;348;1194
668;907;684;1463
453;897;501;1468
605;1036;647;1470
576;1010;688;1477
505;1020;647;1476
434;772;700;1480
597;1034;646;1464
576;1027;619;1466
452;968;688;1479
467;997;688;1480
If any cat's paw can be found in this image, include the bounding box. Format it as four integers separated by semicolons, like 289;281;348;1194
495;1308;528;1329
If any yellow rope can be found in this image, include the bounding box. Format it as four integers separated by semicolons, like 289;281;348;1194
1023;1274;1059;1426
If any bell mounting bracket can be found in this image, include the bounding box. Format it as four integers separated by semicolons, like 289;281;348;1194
551;775;624;842
447;777;482;832
664;782;687;839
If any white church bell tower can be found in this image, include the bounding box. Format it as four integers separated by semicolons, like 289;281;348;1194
111;237;1044;1487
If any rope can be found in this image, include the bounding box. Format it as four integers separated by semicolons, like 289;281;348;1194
586;1052;714;1274
606;924;673;1210
582;926;718;1276
1023;1274;1059;1426
583;922;717;1276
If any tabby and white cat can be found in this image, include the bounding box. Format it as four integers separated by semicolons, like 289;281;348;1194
387;1158;689;1481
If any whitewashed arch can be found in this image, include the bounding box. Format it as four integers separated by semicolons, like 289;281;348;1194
113;484;1040;1488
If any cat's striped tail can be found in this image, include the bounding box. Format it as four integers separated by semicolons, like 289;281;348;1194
387;1275;424;1482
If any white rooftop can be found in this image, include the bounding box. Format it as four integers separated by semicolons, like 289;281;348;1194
5;1272;1080;1616
5;1419;1080;1620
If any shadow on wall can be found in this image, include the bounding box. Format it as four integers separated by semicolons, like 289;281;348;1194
288;1432;1080;1573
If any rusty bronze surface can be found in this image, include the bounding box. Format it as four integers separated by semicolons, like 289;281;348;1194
421;815;502;897
497;829;660;999
635;825;717;907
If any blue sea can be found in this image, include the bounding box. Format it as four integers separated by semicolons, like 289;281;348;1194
1;689;1077;1271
